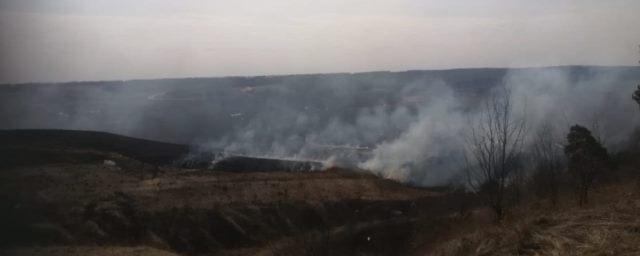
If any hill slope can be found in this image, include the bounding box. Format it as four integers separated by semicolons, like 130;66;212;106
430;181;640;256
0;129;460;256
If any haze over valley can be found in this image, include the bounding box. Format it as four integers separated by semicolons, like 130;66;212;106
2;66;640;186
2;1;640;256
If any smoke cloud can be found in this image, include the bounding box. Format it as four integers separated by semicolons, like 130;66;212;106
359;67;640;185
1;66;639;186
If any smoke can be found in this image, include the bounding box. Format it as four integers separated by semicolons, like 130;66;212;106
358;82;466;184
507;67;640;147
2;66;639;186
359;67;640;186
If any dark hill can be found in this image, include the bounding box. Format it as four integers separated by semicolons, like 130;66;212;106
0;129;325;172
0;129;190;167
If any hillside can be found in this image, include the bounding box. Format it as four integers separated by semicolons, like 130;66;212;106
0;129;463;256
0;129;190;168
429;181;640;256
2;129;640;256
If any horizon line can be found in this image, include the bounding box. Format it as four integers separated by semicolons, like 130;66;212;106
2;64;637;86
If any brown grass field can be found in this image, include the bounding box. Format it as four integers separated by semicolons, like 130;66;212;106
1;129;640;255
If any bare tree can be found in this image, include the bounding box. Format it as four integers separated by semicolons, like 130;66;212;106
634;45;640;109
465;86;526;220
530;123;564;206
633;85;640;109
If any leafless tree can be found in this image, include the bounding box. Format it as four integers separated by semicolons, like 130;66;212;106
465;86;527;220
530;123;564;206
633;85;640;109
634;45;640;109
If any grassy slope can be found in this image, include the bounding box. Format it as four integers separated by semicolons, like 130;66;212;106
428;162;640;256
0;129;453;256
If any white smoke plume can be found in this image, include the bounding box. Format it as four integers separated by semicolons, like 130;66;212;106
2;66;639;186
357;67;640;185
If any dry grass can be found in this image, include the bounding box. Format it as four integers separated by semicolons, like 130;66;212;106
0;160;443;255
430;182;640;256
0;161;437;213
1;246;179;256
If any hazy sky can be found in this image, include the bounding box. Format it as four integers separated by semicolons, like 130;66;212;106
1;0;639;83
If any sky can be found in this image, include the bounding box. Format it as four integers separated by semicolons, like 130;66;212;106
0;0;639;83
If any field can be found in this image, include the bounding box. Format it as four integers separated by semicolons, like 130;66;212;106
0;129;473;255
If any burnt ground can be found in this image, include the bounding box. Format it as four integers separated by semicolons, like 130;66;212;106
0;129;190;167
0;129;476;256
210;156;323;172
